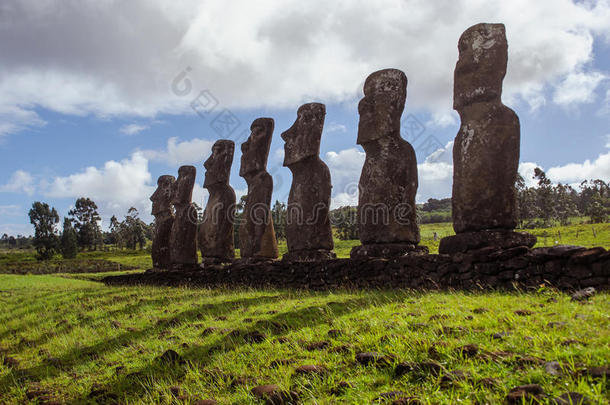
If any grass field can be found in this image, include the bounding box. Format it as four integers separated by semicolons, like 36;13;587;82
0;220;608;403
0;275;608;404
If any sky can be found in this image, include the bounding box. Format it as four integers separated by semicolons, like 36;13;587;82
1;0;610;236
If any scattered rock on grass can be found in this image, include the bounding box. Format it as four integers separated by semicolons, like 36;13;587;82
584;366;609;379
327;329;343;338
514;309;532;316
193;400;218;405
545;361;563;376
2;356;19;368
473;307;489;314
547;322;567;329
244;331;267;344
477;377;500;388
156;349;184;365
355;352;396;367
270;359;296;368
506;384;545;404
561;339;586;346
456;344;478;358
571;288;596;302
306;341;330;351
492;332;510;340
294;365;327;376
440;370;470;387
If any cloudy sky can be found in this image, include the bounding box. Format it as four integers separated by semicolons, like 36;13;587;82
1;0;609;235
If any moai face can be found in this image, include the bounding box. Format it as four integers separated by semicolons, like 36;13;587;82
204;140;234;188
454;23;507;110
239;118;274;177
150;175;175;215
281;103;325;167
357;68;407;145
171;165;196;205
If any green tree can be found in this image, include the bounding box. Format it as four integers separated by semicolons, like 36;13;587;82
533;168;555;227
28;201;59;260
331;206;359;240
119;207;147;250
587;191;609;223
60;218;78;259
68;197;102;250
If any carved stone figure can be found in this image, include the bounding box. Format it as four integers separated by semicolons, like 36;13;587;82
281;103;335;262
350;68;426;259
439;23;536;254
150;175;175;269
199;140;236;264
238;118;279;260
170;165;198;266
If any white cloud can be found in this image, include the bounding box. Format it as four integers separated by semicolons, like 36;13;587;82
120;123;149;136
606;134;610;148
42;152;155;222
326;123;347;133
140;137;214;166
0;223;33;237
518;162;542;188
0;205;21;217
0;104;46;138
547;151;610;184
0;170;35;195
1;0;610;136
553;71;606;106
416;141;454;203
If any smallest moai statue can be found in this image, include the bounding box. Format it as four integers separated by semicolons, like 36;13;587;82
150;175;175;269
170;165;198;267
199;140;237;265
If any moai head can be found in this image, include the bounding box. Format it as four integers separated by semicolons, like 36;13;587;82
454;23;508;110
281;103;325;167
204;140;234;188
239;118;274;177
150;175;175;215
171;165;196;205
357;68;407;145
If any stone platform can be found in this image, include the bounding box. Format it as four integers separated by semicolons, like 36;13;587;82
102;245;609;292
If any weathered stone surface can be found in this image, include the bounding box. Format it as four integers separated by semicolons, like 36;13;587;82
105;244;610;292
439;230;536;254
170;166;198;266
150;175;175;269
351;244;428;259
199;140;236;263
281;103;335;262
451;23;520;235
352;68;420;258
239;118;279;260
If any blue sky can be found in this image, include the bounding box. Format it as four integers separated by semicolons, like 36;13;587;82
1;0;609;236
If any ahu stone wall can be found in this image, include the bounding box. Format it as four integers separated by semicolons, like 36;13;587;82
103;245;609;292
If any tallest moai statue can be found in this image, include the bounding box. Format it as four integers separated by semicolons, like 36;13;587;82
439;23;536;254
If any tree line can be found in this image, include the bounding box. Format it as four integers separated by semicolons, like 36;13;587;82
24;197;153;260
10;170;609;259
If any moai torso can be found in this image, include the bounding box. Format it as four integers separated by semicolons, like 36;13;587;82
239;118;279;259
282;103;334;258
170;165;198;265
357;69;420;245
452;23;520;233
150;175;175;269
199;140;236;262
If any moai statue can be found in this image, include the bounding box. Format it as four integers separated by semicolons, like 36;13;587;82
238;118;279;261
170;165;198;266
350;68;426;259
199;140;236;265
439;23;536;254
281;103;335;262
150;175;175;269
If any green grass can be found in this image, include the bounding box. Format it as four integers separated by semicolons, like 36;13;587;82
0;274;608;404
